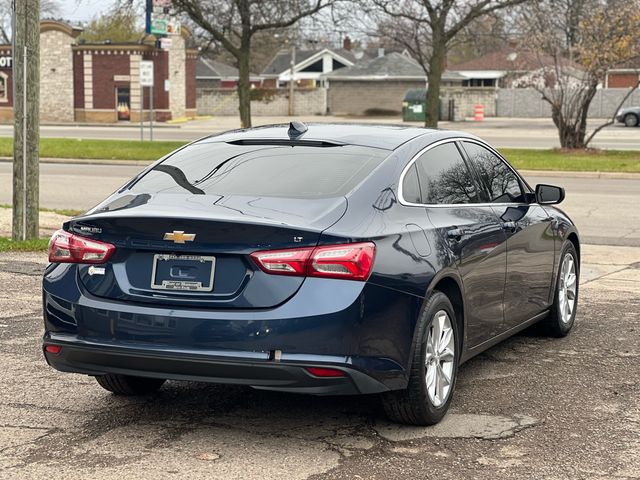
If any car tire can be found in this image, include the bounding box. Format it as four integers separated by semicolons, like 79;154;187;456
382;290;459;425
624;114;638;127
541;241;579;337
94;374;166;395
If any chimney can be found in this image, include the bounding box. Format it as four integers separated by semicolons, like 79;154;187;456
343;36;352;51
377;47;384;58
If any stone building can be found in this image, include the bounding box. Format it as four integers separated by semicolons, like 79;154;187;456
0;20;197;123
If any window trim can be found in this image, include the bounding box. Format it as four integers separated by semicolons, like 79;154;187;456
0;72;7;103
397;137;534;208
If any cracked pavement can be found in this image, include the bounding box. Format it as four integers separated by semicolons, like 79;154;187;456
0;244;639;479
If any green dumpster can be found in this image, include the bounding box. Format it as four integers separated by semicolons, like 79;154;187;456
402;89;444;122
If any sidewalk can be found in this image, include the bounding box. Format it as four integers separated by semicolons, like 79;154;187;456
0;207;70;238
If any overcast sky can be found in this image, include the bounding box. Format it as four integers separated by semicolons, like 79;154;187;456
58;0;118;23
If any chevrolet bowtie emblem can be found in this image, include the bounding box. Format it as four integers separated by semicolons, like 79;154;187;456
163;231;196;244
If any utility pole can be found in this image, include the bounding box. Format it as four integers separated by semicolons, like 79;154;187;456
12;0;39;241
288;45;295;116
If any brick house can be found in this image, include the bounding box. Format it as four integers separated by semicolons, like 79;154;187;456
605;57;640;88
0;20;197;123
448;49;565;88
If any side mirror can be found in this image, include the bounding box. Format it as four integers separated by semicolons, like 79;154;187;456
535;184;565;205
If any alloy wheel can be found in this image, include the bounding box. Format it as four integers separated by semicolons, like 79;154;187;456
425;310;455;407
558;253;577;324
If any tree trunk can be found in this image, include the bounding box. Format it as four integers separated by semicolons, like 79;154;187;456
12;0;40;240
236;42;252;128
551;84;597;150
425;39;446;128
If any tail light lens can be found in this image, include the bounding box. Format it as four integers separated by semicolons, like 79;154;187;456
251;242;375;281
48;229;115;264
305;367;345;377
250;247;313;275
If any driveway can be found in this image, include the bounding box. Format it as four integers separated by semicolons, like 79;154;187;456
0;244;639;479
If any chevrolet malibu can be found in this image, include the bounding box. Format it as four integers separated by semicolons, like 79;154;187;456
42;123;580;425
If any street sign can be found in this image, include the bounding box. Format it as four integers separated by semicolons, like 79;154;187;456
140;61;154;87
146;0;181;36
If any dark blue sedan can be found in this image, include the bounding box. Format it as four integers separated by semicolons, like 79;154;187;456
43;123;580;425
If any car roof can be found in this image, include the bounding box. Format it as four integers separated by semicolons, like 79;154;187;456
196;123;440;151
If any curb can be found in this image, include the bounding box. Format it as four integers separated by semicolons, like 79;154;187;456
518;169;640;180
0;157;153;166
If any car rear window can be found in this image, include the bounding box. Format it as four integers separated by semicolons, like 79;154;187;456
129;142;388;199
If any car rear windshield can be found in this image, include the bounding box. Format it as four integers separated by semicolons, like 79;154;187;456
129;142;388;199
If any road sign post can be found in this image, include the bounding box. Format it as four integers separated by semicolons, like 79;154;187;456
139;60;154;142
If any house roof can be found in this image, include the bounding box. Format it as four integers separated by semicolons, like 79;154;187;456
449;49;557;73
325;52;465;81
261;48;357;76
197;57;259;80
609;55;640;71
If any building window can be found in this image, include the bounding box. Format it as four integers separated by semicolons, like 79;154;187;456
463;78;496;87
0;73;7;103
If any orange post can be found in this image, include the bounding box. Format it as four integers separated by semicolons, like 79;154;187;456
474;104;484;122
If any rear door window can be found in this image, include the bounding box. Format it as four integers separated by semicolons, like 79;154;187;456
412;142;481;204
130;142;388;199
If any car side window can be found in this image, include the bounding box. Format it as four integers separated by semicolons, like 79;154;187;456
402;164;422;204
462;142;525;203
413;142;481;204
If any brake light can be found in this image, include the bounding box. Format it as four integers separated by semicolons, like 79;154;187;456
48;229;115;264
250;247;313;275
250;242;375;281
305;367;345;377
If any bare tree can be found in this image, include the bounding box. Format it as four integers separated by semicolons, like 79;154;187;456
372;0;529;128
0;0;59;44
172;0;332;127
518;0;640;149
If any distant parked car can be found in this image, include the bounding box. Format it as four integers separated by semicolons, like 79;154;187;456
616;107;640;127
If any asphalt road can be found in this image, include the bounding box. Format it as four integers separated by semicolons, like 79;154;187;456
0;162;638;246
0;117;638;149
1;244;638;479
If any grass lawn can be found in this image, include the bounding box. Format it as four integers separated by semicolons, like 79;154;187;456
0;237;49;252
0;138;187;161
500;148;640;172
0;137;639;171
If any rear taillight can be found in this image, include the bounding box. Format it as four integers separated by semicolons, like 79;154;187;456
48;229;115;264
44;345;62;354
250;242;375;281
305;367;345;377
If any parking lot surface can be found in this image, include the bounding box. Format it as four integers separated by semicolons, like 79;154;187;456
1;244;639;479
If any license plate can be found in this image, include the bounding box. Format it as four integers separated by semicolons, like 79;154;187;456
150;254;215;292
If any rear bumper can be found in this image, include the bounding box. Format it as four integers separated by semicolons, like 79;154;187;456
43;333;390;395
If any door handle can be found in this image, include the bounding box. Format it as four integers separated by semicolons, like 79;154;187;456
446;228;465;242
502;221;517;232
